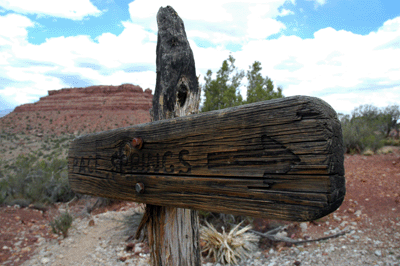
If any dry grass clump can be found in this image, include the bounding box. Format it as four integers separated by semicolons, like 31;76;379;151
200;221;260;265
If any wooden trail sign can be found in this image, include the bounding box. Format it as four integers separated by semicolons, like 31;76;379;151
68;95;345;222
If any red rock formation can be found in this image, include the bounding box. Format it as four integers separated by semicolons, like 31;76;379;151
14;84;152;112
0;84;153;135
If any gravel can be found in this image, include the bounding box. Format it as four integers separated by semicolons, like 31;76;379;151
21;209;400;266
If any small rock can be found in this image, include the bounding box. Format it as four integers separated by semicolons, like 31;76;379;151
134;244;143;254
294;261;301;266
88;219;95;226
374;250;382;257
300;222;308;232
276;231;288;238
269;248;274;254
21;246;31;252
340;221;348;228
118;256;127;262
41;257;50;264
126;242;135;252
355;210;362;217
333;215;341;222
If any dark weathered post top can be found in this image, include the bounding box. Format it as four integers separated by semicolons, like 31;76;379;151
68;95;345;222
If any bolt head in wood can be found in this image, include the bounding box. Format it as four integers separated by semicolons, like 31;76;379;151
135;183;145;194
132;137;143;149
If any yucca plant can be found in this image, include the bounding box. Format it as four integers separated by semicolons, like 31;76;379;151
200;221;260;265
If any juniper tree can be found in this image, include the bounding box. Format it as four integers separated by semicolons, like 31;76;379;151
246;61;283;104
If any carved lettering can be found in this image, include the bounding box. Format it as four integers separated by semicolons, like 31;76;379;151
154;153;160;172
105;149;192;175
120;154;128;174
141;153;146;172
179;149;191;174
162;151;174;173
73;157;79;173
111;152;120;172
131;153;139;171
79;157;86;173
95;154;100;173
74;156;103;175
87;156;94;173
147;153;153;172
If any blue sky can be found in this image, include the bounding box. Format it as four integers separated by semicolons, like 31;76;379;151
0;0;399;115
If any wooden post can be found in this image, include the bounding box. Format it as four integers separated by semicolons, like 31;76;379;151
147;6;200;266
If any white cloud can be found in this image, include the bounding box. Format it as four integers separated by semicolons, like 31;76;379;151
379;16;400;32
127;0;291;45
0;0;102;20
0;13;33;44
306;0;327;8
278;8;294;16
232;20;400;114
247;17;286;39
128;0;234;24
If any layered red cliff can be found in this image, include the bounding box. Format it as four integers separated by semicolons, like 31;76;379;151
0;84;153;135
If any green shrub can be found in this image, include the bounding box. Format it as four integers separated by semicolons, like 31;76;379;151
6;198;31;208
0;179;8;204
0;154;75;204
339;104;399;153
50;212;74;238
384;139;400;146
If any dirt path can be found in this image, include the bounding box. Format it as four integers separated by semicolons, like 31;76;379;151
49;212;126;265
21;205;150;266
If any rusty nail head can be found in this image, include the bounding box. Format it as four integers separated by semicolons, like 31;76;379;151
132;137;143;149
135;183;145;194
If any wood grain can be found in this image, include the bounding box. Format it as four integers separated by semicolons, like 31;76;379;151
68;95;345;221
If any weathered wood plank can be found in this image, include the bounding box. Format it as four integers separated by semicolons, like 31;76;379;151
68;95;345;221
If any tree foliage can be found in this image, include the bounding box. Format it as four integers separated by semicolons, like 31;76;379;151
202;55;244;112
201;56;283;112
246;61;283;104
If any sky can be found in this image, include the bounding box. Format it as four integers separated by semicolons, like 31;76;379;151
0;0;399;115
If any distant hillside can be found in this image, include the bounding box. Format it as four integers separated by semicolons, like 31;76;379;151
0;84;153;136
0;109;13;118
